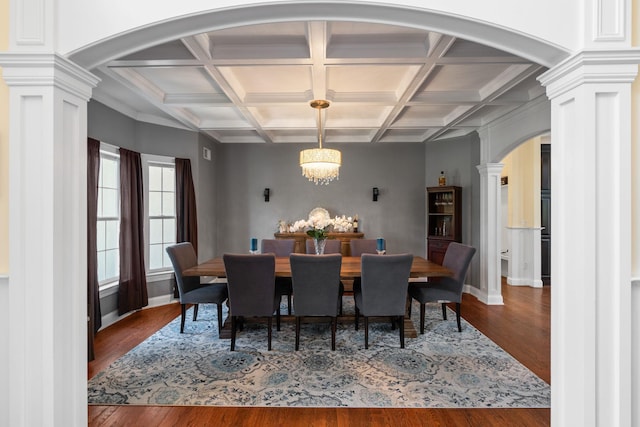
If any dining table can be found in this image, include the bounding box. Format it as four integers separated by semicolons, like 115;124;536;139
182;255;453;339
182;255;453;279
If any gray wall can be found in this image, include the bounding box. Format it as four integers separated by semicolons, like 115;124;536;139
88;100;484;317
88;101;217;317
88;101;217;260
424;133;481;288
215;143;427;256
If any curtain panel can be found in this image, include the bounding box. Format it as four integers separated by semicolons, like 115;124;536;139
118;148;149;315
87;138;102;361
175;158;198;254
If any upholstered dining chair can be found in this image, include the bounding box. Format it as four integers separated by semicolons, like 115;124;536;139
305;238;345;313
290;254;343;350
261;239;296;315
354;253;413;349
305;238;341;254
349;239;378;257
408;242;476;333
223;253;280;351
166;242;228;335
350;239;380;297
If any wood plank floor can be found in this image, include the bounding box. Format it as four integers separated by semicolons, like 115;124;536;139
88;279;550;426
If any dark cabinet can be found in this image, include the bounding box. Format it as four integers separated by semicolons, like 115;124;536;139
427;186;462;264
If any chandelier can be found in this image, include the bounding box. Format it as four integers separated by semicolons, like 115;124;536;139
300;100;342;185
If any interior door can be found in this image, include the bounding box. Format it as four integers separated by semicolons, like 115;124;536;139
540;144;551;286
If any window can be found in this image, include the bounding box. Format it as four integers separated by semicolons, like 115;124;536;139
147;161;176;271
97;150;120;284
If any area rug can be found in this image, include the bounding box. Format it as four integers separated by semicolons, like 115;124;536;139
88;299;550;408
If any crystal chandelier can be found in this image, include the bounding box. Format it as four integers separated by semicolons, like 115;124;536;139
300;100;342;185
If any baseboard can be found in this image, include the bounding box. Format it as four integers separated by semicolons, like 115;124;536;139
464;284;504;305
100;293;178;330
507;276;544;288
463;284;483;301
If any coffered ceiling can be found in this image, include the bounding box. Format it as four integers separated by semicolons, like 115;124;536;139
91;21;547;145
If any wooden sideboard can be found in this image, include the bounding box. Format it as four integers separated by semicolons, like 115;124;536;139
274;232;364;256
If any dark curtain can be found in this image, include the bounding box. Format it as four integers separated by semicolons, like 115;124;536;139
174;158;198;298
118;148;148;315
87;138;102;361
175;158;198;253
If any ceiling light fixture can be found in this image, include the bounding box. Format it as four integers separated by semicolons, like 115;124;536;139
300;100;341;185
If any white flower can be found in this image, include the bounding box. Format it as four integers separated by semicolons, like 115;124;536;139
332;215;353;232
291;219;309;232
283;209;354;234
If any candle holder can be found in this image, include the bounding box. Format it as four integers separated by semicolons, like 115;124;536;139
250;238;259;254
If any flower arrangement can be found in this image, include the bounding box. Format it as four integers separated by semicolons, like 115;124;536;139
279;209;355;238
305;212;334;240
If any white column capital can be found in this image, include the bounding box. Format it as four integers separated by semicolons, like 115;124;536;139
476;163;504;176
0;52;100;100
538;49;640;99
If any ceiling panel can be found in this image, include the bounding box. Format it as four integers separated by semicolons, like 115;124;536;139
92;20;547;145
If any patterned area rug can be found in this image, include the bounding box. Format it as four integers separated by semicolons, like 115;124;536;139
88;299;550;408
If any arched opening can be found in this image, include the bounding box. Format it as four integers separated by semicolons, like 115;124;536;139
74;1;565;421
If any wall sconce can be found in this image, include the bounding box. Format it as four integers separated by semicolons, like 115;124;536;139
372;187;379;202
264;188;270;202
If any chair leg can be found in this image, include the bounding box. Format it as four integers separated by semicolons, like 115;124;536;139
456;303;462;332
399;315;405;349
354;306;360;330
419;303;426;334
193;303;199;321
295;317;301;351
331;317;337;351
216;303;223;335
441;303;447;320
180;304;187;333
267;317;273;351
391;316;396;330
230;316;237;351
364;317;369;349
287;294;292;316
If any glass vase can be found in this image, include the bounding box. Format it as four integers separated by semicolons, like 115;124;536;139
313;238;327;255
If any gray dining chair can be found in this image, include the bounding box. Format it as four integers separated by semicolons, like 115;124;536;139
305;238;345;313
290;253;343;350
350;239;380;299
305;238;341;254
223;253;280;351
166;242;228;335
261;239;296;315
349;239;378;257
354;253;413;349
408;242;476;333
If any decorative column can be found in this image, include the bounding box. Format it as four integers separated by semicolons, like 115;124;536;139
1;53;99;427
538;50;639;427
475;163;504;305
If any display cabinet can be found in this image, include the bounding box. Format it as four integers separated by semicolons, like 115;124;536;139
427;186;462;264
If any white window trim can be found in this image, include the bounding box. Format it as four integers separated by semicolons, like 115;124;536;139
142;153;176;275
97;143;121;291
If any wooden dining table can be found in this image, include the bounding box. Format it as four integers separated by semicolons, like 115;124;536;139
182;255;452;279
182;255;453;339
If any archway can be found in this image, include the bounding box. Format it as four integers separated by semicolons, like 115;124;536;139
74;0;563;412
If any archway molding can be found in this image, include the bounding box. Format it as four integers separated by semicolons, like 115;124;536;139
68;2;570;71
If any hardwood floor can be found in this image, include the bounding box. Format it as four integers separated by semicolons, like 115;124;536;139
88;280;550;426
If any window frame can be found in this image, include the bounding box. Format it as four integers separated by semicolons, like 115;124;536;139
142;154;176;276
96;143;120;291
